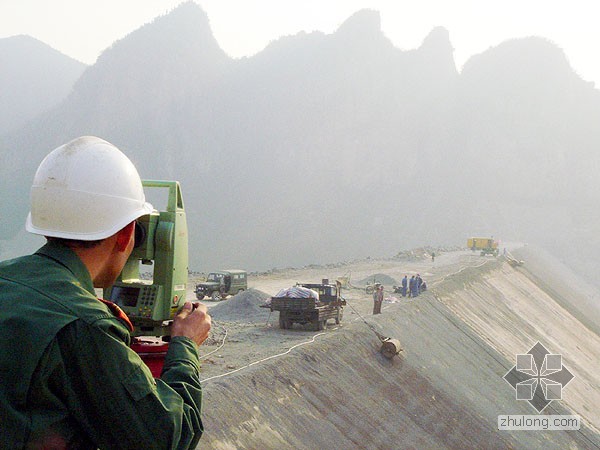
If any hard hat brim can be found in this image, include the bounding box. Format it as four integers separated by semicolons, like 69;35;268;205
26;200;154;241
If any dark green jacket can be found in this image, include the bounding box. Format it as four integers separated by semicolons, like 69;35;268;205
0;241;203;449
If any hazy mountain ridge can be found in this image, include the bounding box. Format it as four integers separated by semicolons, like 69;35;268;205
2;3;600;281
458;37;600;203
0;35;86;135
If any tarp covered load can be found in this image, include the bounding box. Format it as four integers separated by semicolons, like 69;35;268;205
274;285;319;300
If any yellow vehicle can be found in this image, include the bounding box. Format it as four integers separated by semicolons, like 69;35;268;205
467;237;499;256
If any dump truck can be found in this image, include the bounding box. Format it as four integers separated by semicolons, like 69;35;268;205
269;279;346;331
467;237;499;256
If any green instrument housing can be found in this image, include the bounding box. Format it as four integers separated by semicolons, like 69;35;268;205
104;180;188;337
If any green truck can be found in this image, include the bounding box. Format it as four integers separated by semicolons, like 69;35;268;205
195;269;247;301
269;280;346;331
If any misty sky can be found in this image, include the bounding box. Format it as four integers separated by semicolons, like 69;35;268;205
1;0;598;87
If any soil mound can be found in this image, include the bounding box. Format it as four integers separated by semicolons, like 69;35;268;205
209;288;272;322
356;273;399;286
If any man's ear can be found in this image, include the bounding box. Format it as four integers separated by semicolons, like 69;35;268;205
115;221;135;252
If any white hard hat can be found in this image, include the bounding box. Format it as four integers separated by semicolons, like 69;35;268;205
26;136;154;240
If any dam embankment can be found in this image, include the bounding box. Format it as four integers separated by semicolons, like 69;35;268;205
198;252;600;449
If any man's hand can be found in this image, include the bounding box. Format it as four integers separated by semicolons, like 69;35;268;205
171;302;211;346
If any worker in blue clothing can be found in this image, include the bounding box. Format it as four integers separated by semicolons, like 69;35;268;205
416;274;423;294
411;276;419;298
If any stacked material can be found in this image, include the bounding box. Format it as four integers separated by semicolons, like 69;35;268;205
274;285;319;300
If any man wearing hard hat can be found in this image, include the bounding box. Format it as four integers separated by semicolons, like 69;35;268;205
0;136;211;449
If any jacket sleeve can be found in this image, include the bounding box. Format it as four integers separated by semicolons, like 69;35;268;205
53;319;203;449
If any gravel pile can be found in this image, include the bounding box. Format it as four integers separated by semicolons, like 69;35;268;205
357;273;399;286
209;288;272;322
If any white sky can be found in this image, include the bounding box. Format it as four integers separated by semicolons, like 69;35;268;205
1;0;599;86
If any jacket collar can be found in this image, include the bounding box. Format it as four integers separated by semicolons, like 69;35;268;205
35;240;96;296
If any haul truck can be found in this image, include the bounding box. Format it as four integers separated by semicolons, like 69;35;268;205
467;237;499;256
269;280;346;331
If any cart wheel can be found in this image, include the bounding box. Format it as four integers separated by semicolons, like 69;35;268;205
279;312;292;329
311;317;320;331
211;291;222;301
316;319;326;331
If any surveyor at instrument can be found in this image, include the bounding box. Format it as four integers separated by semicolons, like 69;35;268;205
0;136;211;449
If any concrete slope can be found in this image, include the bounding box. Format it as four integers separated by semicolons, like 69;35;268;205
198;258;599;449
434;258;600;435
511;245;600;336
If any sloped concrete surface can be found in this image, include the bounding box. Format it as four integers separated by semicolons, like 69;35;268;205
197;253;600;449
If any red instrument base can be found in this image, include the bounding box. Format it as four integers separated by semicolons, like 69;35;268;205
131;337;169;378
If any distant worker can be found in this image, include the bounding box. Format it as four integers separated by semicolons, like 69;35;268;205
416;274;423;294
401;275;408;297
431;252;435;262
411;276;419;298
373;284;383;314
0;136;211;449
408;276;415;298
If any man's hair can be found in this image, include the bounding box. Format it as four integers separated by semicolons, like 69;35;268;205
46;236;104;249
